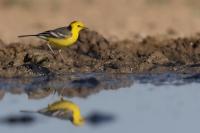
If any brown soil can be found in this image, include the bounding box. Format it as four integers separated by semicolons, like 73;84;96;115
0;29;200;77
1;0;200;77
2;0;200;43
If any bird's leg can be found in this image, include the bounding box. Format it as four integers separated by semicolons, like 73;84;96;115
59;87;65;99
58;49;65;63
46;43;56;58
46;43;65;62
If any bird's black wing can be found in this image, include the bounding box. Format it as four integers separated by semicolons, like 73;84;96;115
37;26;72;39
38;108;73;120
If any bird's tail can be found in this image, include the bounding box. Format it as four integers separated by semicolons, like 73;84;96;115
20;110;38;113
18;34;38;38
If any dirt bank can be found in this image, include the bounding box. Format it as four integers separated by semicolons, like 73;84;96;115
0;29;200;77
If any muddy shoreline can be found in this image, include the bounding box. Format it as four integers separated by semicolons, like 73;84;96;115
0;30;200;77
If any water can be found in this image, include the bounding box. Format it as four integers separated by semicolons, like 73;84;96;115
0;73;200;133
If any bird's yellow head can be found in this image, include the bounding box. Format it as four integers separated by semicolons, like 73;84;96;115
72;117;85;126
70;21;87;32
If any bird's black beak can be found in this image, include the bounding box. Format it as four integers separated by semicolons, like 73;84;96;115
84;27;89;30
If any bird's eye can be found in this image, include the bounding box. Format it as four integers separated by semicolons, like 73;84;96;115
77;25;81;27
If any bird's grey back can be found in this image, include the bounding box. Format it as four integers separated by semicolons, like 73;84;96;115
38;26;72;39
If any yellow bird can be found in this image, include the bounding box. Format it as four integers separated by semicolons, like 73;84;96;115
45;98;85;126
18;21;87;61
21;98;84;126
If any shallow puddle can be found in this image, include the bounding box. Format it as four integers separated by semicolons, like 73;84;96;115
1;73;200;133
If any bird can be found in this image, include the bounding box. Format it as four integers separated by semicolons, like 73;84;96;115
18;21;87;62
44;97;85;126
21;98;85;126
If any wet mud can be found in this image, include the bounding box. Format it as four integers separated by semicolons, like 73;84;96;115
0;30;200;77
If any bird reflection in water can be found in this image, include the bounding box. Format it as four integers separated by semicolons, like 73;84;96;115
22;97;84;126
21;98;115;127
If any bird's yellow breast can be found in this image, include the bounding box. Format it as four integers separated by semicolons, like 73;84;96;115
48;36;76;47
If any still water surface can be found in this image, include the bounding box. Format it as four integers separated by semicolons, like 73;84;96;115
0;73;200;133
